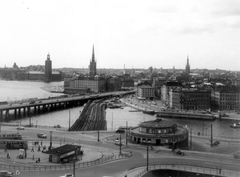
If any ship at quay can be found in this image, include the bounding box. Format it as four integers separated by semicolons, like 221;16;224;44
156;110;218;120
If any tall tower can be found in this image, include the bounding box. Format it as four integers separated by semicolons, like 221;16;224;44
185;56;190;75
45;53;52;82
89;45;97;77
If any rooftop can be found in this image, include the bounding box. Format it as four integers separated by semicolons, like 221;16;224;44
140;119;176;128
43;144;81;156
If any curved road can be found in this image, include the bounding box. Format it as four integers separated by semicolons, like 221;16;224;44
1;126;240;177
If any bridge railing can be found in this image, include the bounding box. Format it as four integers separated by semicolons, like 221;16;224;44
126;163;240;177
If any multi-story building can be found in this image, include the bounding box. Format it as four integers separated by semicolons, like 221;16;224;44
161;81;182;106
137;85;155;99
211;86;240;110
106;76;121;91
65;76;106;94
169;87;211;110
121;78;134;88
152;77;166;99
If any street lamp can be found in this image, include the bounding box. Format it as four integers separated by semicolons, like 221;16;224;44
49;131;53;150
119;131;122;155
146;139;151;171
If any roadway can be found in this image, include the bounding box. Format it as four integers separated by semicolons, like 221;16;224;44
1;126;240;177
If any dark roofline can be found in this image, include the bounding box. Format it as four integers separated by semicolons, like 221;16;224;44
43;144;80;156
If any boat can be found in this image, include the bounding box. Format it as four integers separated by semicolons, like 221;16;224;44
230;122;240;128
142;110;155;115
156;110;216;120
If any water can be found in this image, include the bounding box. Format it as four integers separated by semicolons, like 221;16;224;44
1;80;240;139
0;80;64;102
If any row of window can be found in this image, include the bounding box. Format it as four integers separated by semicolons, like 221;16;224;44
139;127;173;134
132;136;186;143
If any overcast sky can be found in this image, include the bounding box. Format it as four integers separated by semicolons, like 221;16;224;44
0;0;240;71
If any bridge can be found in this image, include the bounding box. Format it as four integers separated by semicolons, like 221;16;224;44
0;90;135;121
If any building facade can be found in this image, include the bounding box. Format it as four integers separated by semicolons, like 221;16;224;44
137;85;155;99
65;76;106;93
161;81;182;106
169;87;211;110
130;119;188;147
106;77;122;91
211;86;240;110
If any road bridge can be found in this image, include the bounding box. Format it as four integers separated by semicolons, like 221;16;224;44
0;90;135;121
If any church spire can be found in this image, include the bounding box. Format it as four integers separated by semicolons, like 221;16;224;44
186;55;190;75
92;45;95;62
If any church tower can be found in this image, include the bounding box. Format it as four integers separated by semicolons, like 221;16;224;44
185;56;190;75
89;45;97;77
45;53;52;82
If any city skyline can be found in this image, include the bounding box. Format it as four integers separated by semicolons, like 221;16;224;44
1;0;240;71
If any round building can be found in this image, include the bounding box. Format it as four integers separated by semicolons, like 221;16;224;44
130;119;188;147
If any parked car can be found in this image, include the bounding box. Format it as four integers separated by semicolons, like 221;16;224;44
59;173;74;177
173;149;185;156
37;133;47;138
17;126;25;130
0;170;14;177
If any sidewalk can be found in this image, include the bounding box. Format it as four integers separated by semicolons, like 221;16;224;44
0;142;105;166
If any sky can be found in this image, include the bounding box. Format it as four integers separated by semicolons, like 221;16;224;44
0;0;240;71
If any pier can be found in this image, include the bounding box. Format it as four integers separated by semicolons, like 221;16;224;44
0;91;135;121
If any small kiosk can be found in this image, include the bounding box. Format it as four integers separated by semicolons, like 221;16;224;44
43;144;82;163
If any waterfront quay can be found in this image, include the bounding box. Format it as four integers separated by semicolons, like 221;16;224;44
0;91;134;121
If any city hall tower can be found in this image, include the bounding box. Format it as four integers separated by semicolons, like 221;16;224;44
45;53;52;82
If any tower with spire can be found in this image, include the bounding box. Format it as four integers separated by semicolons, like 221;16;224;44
89;45;97;77
45;53;52;82
185;56;190;75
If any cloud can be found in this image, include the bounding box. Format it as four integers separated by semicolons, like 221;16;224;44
212;0;240;17
175;26;215;35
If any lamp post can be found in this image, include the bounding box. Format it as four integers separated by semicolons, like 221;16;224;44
146;140;151;171
68;110;71;131
119;131;122;155
49;131;53;150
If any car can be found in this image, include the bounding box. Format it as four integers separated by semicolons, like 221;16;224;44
116;128;125;133
37;133;47;138
53;124;61;128
59;173;74;177
17;126;25;130
174;149;185;156
0;170;14;177
29;101;35;104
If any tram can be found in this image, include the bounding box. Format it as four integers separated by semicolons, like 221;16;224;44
0;133;22;140
0;139;28;149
